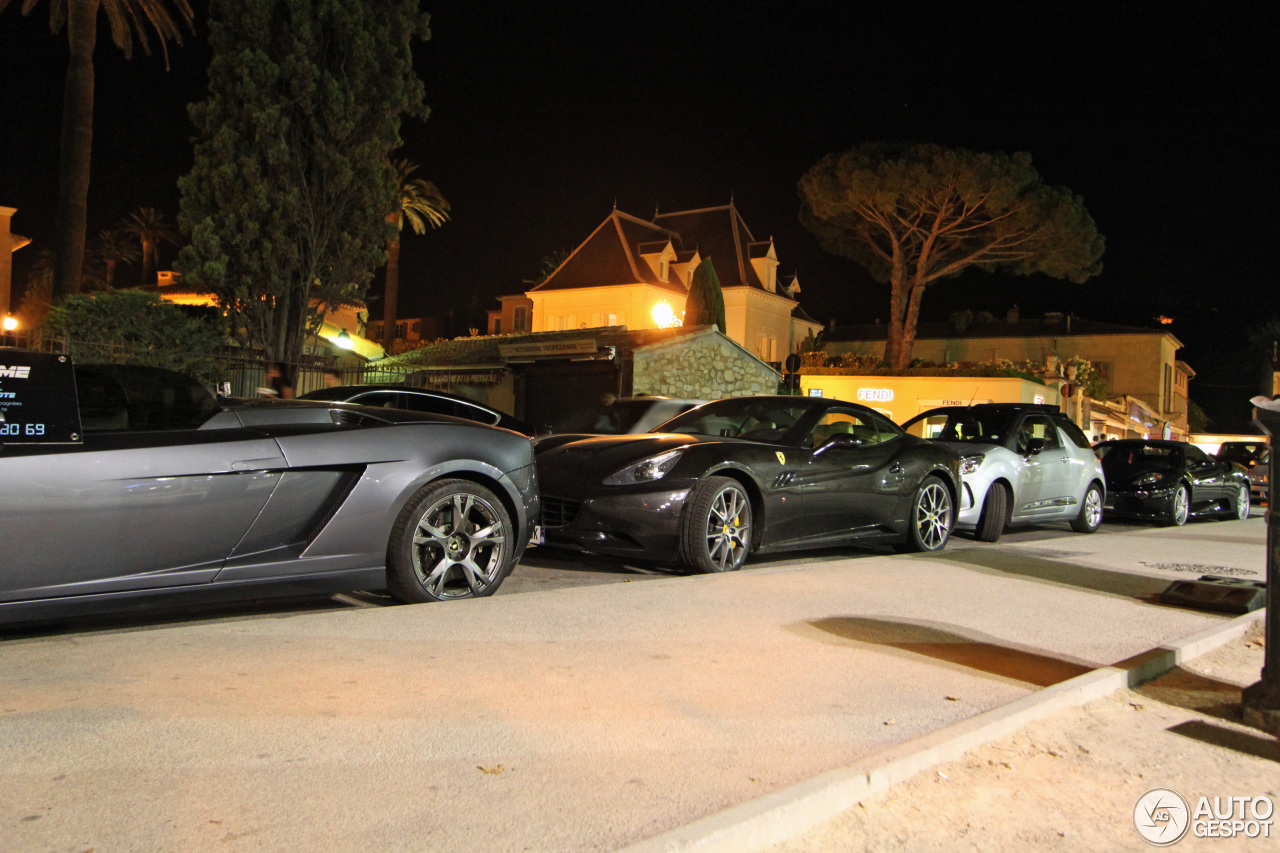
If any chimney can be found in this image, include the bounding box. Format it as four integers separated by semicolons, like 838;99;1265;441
1007;305;1020;324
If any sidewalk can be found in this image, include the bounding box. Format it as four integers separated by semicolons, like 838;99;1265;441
769;620;1275;852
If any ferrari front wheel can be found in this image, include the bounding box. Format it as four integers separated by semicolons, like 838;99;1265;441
899;476;953;552
387;479;515;602
680;476;752;573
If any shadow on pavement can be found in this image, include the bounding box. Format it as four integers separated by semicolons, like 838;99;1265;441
1166;720;1280;763
937;548;1173;602
800;616;1093;687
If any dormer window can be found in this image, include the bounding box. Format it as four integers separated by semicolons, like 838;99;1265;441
659;257;670;282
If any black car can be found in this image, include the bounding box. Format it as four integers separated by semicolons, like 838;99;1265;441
534;395;961;573
0;359;539;623
1217;440;1268;469
299;385;535;436
1097;439;1251;526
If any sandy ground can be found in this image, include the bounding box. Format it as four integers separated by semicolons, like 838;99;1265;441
770;622;1278;852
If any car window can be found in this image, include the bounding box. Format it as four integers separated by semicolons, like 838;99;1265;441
453;400;500;425
1055;416;1092;449
1016;414;1061;453
356;391;404;410
902;407;1018;443
1184;444;1213;465
1100;443;1183;476
871;414;902;444
665;399;811;442
806;408;883;448
74;365;220;432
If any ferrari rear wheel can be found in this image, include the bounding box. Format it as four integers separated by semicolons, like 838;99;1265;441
680;476;752;573
387;479;514;602
900;477;953;552
974;482;1008;542
1230;483;1250;520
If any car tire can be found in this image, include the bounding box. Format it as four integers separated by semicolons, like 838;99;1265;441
386;479;515;602
1070;482;1104;533
680;476;752;573
899;476;953;552
975;483;1008;542
1163;483;1190;527
1229;483;1250;520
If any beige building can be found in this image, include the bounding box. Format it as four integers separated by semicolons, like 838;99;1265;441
501;201;822;368
800;374;1062;423
822;311;1193;435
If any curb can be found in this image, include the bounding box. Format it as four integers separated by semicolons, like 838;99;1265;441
617;609;1265;853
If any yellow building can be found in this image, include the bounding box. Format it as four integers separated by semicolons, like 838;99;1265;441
508;201;822;368
800;375;1061;423
822;311;1193;435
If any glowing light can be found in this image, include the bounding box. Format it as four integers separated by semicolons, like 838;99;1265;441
335;329;354;349
652;301;683;328
2;316;16;332
857;388;893;401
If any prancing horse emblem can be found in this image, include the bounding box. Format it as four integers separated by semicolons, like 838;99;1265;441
776;451;786;464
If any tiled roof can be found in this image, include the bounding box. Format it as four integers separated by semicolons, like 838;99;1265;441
533;201;790;301
380;325;715;369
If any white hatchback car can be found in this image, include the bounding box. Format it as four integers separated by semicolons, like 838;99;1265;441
901;404;1106;542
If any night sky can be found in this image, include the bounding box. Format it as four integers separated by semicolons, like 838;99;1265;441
0;2;1272;429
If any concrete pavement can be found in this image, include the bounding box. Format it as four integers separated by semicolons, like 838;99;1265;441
0;515;1267;852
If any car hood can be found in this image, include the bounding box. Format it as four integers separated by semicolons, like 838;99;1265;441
535;432;747;483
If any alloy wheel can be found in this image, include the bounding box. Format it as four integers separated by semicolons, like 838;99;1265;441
915;481;952;550
1083;487;1103;529
411;491;508;599
704;485;751;571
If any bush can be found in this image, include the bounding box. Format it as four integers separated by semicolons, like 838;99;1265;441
44;291;227;385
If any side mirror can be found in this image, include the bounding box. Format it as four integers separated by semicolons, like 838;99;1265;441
815;432;862;456
1024;437;1046;456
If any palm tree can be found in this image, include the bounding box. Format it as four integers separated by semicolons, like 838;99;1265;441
1;0;194;301
91;227;140;289
120;207;180;286
383;159;449;348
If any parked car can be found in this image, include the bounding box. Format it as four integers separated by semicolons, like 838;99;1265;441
555;395;706;435
1217;439;1268;469
0;362;539;624
1096;439;1250;526
298;384;535;436
900;404;1105;542
534;395;960;572
1248;448;1270;503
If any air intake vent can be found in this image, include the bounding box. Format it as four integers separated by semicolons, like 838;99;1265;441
541;496;581;527
332;410;384;428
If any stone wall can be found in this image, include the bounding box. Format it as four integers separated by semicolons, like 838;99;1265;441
632;329;779;399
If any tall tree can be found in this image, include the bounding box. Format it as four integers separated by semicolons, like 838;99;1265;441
178;0;431;370
684;257;726;332
91;227;140;289
383;158;449;348
521;249;571;287
120;207;179;285
799;143;1105;368
1;0;194;301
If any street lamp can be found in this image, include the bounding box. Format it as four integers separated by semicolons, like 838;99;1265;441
335;329;354;349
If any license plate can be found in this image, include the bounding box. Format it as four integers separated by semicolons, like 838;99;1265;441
531;525;545;545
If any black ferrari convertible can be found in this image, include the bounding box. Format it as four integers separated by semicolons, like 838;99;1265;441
534;395;961;572
1097;439;1251;526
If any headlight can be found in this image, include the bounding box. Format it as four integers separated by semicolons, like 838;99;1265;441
959;453;985;476
1135;472;1165;486
604;449;685;485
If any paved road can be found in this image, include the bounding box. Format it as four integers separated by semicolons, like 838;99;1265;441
0;512;1266;852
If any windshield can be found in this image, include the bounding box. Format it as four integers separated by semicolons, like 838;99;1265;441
661;398;813;442
1099;442;1184;476
901;407;1019;444
1219;442;1266;466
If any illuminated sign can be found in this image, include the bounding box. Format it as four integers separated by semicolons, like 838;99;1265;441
1034;395;1046;404
857;388;894;402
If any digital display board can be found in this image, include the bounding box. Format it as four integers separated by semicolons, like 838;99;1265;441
0;351;83;444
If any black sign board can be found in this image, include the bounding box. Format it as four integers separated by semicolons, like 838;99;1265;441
0;351;83;444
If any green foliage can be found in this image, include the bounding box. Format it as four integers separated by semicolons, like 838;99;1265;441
177;0;430;365
684;257;726;331
1187;399;1210;433
523;249;572;287
44;291;226;384
799;143;1105;368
